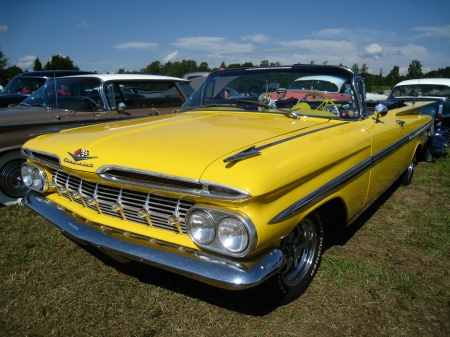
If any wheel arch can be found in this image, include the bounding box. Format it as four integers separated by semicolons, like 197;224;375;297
313;197;347;229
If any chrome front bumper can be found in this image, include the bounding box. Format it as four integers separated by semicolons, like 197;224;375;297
22;193;284;290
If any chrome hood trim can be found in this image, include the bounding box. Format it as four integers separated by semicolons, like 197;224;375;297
97;165;252;200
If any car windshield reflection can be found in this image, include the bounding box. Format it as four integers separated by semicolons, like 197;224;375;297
23;77;103;110
181;65;362;119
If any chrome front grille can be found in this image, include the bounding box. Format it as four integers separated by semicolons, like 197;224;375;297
53;171;195;234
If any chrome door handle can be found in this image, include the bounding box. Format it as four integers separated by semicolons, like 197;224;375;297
396;120;405;129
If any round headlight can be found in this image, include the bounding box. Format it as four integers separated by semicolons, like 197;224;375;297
187;210;215;245
31;168;44;190
21;166;33;187
218;217;248;253
21;164;46;192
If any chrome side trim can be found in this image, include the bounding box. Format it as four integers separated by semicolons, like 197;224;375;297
224;122;349;163
270;120;432;224
22;193;283;290
269;157;372;224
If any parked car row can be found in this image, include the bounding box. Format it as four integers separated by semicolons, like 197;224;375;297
19;64;439;304
0;73;194;205
0;70;96;107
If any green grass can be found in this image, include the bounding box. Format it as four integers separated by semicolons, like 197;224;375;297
1;158;449;337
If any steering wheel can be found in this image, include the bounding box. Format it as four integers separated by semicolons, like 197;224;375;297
298;92;337;111
80;96;98;109
246;86;260;96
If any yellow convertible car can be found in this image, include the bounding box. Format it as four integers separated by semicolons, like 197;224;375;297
21;65;434;304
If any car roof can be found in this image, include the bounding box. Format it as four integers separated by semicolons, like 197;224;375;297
393;78;450;87
58;73;188;82
13;70;96;78
183;72;211;80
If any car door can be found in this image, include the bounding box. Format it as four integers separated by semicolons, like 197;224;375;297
362;111;407;205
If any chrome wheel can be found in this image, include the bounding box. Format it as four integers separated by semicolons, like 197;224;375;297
401;153;417;186
281;217;318;286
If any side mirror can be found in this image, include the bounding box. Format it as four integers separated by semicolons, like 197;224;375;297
373;103;388;122
117;102;126;113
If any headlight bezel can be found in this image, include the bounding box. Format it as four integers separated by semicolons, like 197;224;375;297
21;162;50;193
186;205;257;257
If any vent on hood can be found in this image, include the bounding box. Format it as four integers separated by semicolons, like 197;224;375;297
21;148;61;169
97;166;251;200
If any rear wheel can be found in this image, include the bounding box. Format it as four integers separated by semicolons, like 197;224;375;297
0;151;28;205
266;212;325;305
401;153;417;186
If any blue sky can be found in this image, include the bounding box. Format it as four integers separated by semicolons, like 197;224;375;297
1;0;449;76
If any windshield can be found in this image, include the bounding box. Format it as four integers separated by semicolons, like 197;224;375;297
389;84;450;99
181;65;362;119
1;77;47;94
22;77;103;110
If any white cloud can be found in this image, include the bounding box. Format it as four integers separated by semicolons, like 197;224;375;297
75;21;89;29
162;51;178;63
358;43;384;59
0;25;7;33
172;37;253;53
241;34;270;43
413;24;450;38
17;55;37;70
114;42;158;49
316;28;346;37
278;39;356;54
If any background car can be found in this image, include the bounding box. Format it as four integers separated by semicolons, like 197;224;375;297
0;73;193;205
183;71;210;89
0;70;96;107
383;78;450;157
20;65;433;305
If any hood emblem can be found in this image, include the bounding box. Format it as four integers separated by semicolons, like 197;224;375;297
67;148;98;161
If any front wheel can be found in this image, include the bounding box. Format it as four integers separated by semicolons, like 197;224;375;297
0;151;28;205
266;212;325;305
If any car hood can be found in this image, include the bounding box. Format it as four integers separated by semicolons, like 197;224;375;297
24;111;333;180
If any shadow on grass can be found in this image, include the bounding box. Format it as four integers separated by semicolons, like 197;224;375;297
74;178;403;316
323;178;401;250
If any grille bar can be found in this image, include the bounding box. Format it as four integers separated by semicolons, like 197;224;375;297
53;171;195;234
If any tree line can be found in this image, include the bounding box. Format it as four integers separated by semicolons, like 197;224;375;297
1;48;449;92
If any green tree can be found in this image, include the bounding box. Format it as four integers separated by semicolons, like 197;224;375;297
142;61;162;74
179;59;198;75
360;63;368;76
43;54;80;70
33;57;42;71
351;63;360;73
2;65;22;83
260;60;269;67
198;62;210;71
407;59;423;79
0;47;8;70
386;65;400;87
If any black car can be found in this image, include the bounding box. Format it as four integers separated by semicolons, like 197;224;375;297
0;70;96;107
